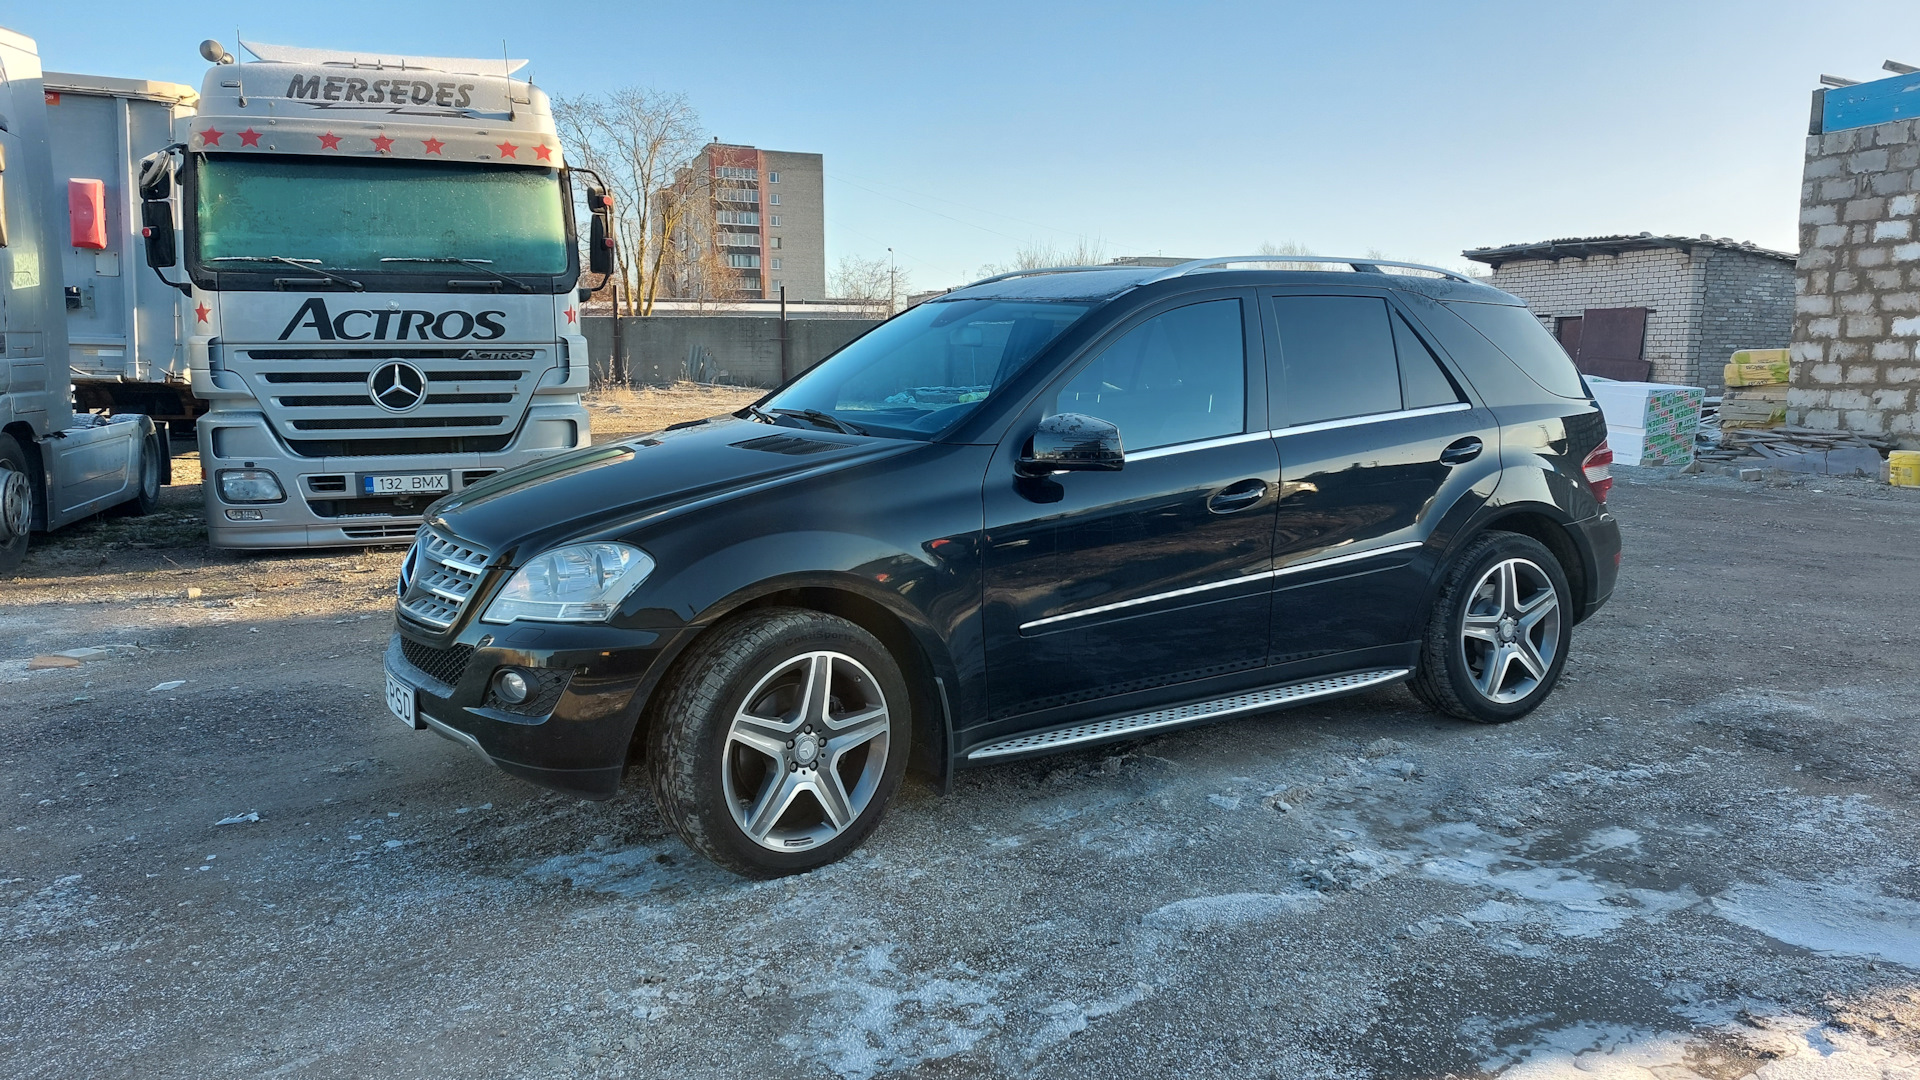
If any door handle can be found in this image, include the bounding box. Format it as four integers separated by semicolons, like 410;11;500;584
1439;437;1483;466
1207;479;1269;514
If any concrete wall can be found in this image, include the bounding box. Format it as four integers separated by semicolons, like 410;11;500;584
1788;118;1920;446
1487;247;1794;389
581;315;879;388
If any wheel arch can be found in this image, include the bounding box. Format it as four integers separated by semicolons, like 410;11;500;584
632;576;960;790
1457;506;1591;621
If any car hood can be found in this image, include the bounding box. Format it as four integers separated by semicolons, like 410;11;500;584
425;415;914;562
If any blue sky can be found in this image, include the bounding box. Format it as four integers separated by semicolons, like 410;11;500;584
17;1;1914;289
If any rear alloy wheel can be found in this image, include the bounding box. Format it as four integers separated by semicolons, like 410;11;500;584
1411;532;1573;723
648;608;908;876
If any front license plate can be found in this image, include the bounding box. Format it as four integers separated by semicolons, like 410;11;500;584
385;671;420;729
363;473;451;495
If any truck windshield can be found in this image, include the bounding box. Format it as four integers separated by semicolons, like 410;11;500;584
194;155;567;275
761;298;1092;439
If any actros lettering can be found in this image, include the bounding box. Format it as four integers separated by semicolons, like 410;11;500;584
277;298;507;341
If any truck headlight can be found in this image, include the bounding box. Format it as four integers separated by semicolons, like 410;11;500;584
482;542;654;624
216;468;284;503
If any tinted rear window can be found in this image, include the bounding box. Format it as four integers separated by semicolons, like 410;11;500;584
1270;296;1400;426
1441;301;1588;399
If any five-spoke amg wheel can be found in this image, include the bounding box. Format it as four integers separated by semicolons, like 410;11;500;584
1411;532;1573;723
647;608;909;877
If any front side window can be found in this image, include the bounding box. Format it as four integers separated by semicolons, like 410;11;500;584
1054;298;1246;451
764;298;1091;439
194;154;567;276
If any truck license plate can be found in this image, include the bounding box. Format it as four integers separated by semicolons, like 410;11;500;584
363;473;451;495
385;670;420;729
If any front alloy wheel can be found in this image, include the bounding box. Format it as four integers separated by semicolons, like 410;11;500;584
723;651;891;850
648;608;910;876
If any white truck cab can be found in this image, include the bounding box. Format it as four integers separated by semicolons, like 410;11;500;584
141;40;612;548
0;26;167;574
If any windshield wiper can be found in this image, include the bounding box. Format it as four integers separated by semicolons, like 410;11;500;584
381;257;536;293
744;404;780;425
771;408;868;436
210;256;364;291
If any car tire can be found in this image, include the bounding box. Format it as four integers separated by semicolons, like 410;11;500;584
1410;531;1574;724
646;607;910;877
0;433;34;575
107;433;163;518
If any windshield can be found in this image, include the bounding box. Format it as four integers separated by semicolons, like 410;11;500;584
763;299;1092;438
194;155;568;275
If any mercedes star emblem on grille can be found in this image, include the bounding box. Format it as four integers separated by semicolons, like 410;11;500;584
368;361;429;412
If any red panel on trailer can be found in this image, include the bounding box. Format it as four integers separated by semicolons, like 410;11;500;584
69;178;108;250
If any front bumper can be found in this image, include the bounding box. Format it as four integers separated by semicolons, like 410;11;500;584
384;621;690;799
198;402;588;548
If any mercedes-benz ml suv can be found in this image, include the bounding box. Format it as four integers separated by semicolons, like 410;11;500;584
383;256;1621;876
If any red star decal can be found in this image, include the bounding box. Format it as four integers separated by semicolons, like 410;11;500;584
534;144;553;162
421;138;445;155
199;127;224;147
194;302;211;324
238;128;262;147
371;134;395;153
318;132;342;150
495;140;519;159
564;306;577;324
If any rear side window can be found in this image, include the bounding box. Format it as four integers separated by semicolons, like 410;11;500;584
1394;314;1465;409
1054;298;1246;451
1270;296;1400;426
1442;301;1588;399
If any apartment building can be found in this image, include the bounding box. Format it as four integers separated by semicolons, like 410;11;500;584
663;141;825;302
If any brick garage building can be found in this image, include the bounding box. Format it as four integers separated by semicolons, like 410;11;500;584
1789;69;1920;447
1463;235;1796;389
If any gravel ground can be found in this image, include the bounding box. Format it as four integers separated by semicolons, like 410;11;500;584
4;454;1920;1079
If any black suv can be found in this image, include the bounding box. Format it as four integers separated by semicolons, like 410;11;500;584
383;257;1620;876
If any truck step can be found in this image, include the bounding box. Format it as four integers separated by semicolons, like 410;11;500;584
964;668;1413;761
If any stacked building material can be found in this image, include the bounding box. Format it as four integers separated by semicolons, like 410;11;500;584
1718;348;1791;429
1590;380;1705;466
1695;427;1884;476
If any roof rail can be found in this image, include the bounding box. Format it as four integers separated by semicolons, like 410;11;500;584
956;265;1144;290
1143;255;1476;284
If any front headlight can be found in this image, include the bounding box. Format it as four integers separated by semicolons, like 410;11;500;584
217;468;284;504
481;542;654;624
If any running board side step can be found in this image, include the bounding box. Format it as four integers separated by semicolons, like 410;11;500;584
964;668;1412;761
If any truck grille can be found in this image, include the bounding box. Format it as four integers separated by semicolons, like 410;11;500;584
229;347;548;459
397;528;493;630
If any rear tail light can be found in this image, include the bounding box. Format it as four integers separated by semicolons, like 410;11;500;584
1582;440;1614;503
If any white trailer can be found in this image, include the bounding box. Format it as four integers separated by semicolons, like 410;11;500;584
0;27;169;574
43;72;201;429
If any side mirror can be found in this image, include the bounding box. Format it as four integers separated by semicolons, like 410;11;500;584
137;151;175;201
585;185;615;276
141;200;177;268
1018;412;1124;475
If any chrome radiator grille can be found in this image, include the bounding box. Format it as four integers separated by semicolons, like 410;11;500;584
397;528;493;629
229;346;544;457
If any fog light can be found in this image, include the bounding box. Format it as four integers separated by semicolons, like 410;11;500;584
492;669;531;704
217;468;284;504
224;508;264;521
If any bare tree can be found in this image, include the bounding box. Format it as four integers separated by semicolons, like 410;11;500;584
553;88;708;316
974;237;1109;278
832;254;912;319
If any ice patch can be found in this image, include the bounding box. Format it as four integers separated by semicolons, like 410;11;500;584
525;844;713;898
1020;984;1153;1063
1141;891;1323;932
1420;848;1697;938
780;944;1009;1080
1712;877;1920;969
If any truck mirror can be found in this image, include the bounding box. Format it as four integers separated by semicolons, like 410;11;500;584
584;185;613;213
137;151;175;201
141;200;177;268
588;212;615;276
